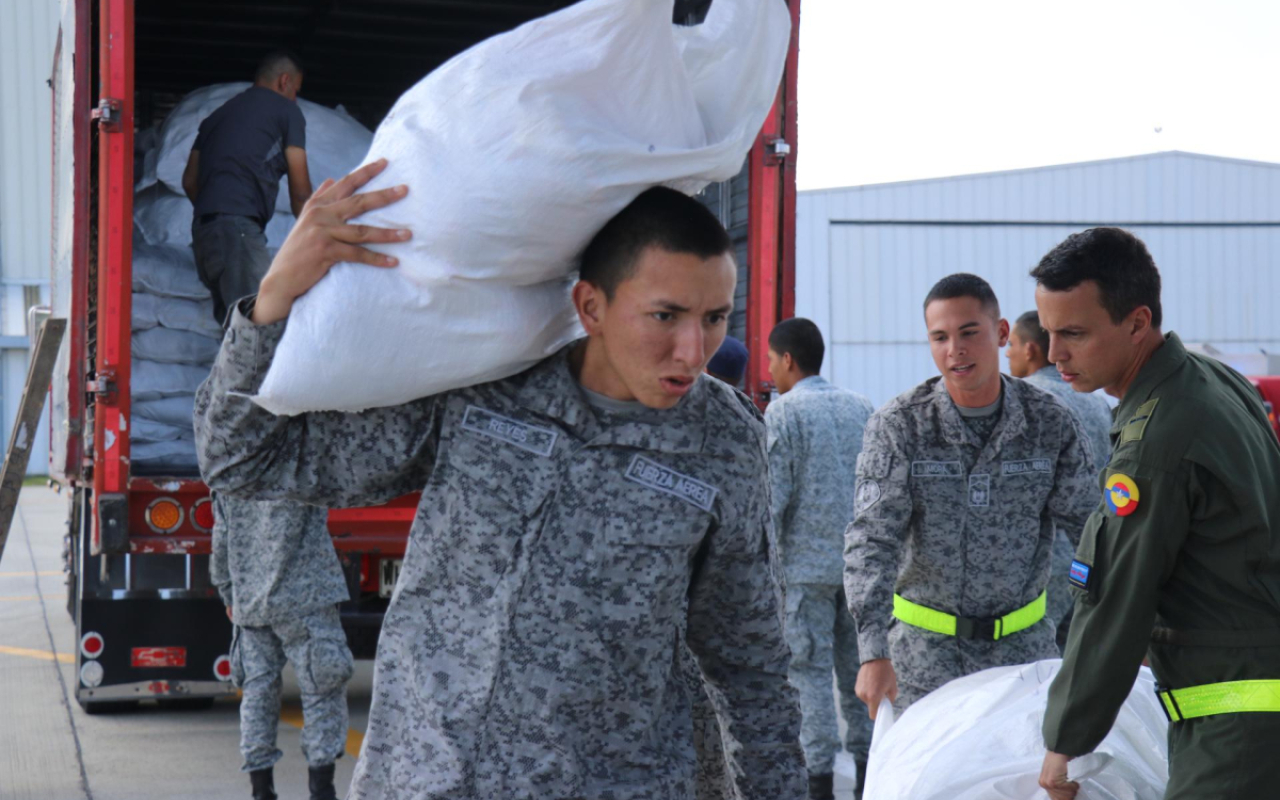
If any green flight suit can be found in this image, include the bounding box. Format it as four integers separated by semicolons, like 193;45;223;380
1043;333;1280;799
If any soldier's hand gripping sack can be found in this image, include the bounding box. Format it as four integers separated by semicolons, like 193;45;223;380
250;0;791;416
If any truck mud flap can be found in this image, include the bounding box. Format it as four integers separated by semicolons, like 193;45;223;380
75;595;237;708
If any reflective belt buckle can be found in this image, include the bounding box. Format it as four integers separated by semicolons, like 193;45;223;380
1155;684;1185;722
954;616;999;641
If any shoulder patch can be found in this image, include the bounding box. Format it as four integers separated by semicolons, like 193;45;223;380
1104;472;1140;516
1121;398;1159;443
1068;559;1092;590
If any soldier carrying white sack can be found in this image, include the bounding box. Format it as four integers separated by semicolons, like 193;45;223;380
194;162;807;800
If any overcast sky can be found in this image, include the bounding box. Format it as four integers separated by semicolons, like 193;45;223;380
796;0;1280;190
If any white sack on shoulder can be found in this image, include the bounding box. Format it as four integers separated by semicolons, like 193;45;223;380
863;660;1169;800
252;0;791;415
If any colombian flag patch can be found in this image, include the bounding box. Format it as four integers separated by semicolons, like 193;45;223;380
1105;473;1140;517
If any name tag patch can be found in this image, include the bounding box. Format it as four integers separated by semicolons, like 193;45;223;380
625;455;718;512
968;473;991;507
912;460;963;478
1001;458;1053;476
461;405;558;457
1068;559;1092;590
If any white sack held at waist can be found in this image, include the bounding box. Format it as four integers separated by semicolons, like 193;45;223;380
863;660;1168;800
251;0;791;416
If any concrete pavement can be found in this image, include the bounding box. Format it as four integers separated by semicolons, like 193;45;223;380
0;485;371;800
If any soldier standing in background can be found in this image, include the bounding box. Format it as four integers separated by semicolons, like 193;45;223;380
212;498;353;800
846;274;1096;717
1007;309;1112;649
765;318;875;800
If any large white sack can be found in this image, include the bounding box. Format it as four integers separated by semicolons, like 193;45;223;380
134;184;295;249
131;327;222;366
253;0;791;415
863;660;1168;800
132;235;208;301
143;82;373;215
133;395;197;428
131;438;199;471
132;293;224;338
132;359;214;401
131;418;194;444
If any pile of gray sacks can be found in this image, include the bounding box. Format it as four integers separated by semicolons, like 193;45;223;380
128;84;373;472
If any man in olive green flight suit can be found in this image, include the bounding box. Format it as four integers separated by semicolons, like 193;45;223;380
1031;227;1280;800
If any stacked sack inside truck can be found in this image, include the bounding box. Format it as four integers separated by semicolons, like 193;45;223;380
129;234;220;473
128;85;375;472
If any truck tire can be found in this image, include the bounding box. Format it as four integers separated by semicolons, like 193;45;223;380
157;697;216;711
78;698;138;715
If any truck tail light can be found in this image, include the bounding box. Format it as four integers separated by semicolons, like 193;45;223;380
213;655;232;682
81;660;104;687
191;497;215;533
80;631;104;659
145;498;184;533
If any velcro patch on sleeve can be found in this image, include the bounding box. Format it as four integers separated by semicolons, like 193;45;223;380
1068;559;1092;590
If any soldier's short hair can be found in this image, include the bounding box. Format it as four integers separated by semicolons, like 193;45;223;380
768;317;824;375
1030;227;1162;328
256;50;305;83
923;273;1000;319
578;187;733;300
1014;310;1050;356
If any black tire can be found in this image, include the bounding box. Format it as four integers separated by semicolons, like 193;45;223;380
78;698;138;715
157;697;217;711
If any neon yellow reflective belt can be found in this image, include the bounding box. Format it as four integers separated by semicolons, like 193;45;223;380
892;591;1046;641
1158;680;1280;722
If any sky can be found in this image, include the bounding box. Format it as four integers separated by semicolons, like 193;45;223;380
796;0;1280;190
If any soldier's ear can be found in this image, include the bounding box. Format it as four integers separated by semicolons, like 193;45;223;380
996;317;1011;347
1127;305;1153;338
572;280;606;335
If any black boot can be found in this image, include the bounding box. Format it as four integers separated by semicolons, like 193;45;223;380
309;763;339;800
808;771;835;800
249;768;277;800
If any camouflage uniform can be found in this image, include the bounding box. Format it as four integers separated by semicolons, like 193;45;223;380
764;376;875;775
211;495;353;772
844;376;1095;710
195;301;807;800
1023;365;1114;646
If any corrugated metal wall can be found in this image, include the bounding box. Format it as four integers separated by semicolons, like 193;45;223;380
1;0;60;284
0;0;61;473
797;152;1280;407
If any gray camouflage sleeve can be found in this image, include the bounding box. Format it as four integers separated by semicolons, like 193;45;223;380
194;299;442;508
1048;413;1097;548
763;402;794;540
209;495;232;608
685;439;806;799
844;412;913;662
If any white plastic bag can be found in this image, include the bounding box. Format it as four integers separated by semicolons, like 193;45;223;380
134;184;295;249
132;395;197;427
144;82;373;215
863;660;1169;800
132;359;214;401
253;0;791;415
132;293;224;338
131;327;221;366
131;236;208;301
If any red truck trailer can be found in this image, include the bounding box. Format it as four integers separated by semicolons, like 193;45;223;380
49;0;800;712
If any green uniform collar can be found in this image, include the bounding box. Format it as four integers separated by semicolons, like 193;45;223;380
1111;332;1187;436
